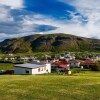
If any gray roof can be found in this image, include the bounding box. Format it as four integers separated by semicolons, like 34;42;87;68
14;63;45;69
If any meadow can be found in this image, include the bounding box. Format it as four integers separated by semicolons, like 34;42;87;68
0;63;14;70
0;72;100;100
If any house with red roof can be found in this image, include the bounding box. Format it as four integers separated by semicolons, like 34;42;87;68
69;60;84;67
51;61;70;72
81;60;95;68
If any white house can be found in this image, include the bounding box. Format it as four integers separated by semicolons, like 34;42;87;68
69;60;84;67
8;53;13;56
14;63;51;75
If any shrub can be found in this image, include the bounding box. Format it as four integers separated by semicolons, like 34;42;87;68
91;63;100;71
71;68;81;73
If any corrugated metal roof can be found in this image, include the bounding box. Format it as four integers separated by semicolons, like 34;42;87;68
14;63;45;69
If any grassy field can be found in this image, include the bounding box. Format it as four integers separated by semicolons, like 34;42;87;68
0;72;100;100
0;63;14;70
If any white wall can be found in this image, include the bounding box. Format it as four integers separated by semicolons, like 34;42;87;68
32;64;51;74
46;63;51;73
70;62;80;67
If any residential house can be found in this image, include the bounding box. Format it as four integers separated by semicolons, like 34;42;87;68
69;60;84;67
14;62;51;75
81;60;95;68
52;61;70;72
8;53;13;56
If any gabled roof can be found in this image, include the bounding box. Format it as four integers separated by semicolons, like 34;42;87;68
69;60;84;63
52;61;69;68
82;60;95;65
53;61;69;65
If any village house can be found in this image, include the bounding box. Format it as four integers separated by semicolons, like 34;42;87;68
47;58;59;63
59;53;75;62
45;55;59;63
8;57;15;61
14;62;51;75
69;60;84;67
4;57;8;61
8;53;13;56
81;60;95;68
93;55;100;61
52;61;70;72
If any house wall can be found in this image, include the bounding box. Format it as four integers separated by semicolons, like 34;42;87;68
46;63;51;73
70;62;80;67
56;68;65;72
14;67;32;74
14;63;51;75
32;64;51;74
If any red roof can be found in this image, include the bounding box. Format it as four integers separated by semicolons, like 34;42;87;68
82;60;95;65
53;61;69;65
53;61;69;68
69;59;84;63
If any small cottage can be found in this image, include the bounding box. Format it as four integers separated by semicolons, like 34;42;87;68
14;63;51;75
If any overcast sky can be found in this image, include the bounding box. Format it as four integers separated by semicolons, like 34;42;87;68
0;0;100;41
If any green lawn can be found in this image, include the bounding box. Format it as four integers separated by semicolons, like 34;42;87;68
0;72;100;100
0;63;14;70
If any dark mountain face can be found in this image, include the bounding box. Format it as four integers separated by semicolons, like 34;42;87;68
0;33;100;53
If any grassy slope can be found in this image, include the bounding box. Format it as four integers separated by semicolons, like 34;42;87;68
0;33;100;53
0;72;100;100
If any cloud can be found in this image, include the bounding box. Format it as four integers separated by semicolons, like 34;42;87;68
0;5;13;22
57;0;100;39
20;16;58;33
67;0;100;10
0;10;58;41
0;0;100;41
0;0;24;9
0;32;35;41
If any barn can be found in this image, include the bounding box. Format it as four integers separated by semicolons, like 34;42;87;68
14;63;51;75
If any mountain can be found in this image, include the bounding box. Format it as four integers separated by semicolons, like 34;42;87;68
0;33;100;53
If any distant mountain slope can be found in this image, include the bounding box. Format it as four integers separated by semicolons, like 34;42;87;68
0;33;100;53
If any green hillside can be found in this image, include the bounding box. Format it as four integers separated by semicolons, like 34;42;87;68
0;72;100;100
0;33;100;53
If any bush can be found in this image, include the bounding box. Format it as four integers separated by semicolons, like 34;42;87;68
91;63;100;71
0;60;12;63
71;68;81;73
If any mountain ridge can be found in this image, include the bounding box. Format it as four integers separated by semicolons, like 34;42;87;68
0;33;100;53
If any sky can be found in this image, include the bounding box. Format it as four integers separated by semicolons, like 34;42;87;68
0;0;100;41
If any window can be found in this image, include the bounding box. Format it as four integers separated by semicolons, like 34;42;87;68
44;67;46;70
46;69;48;72
26;70;29;74
41;67;43;71
38;68;40;72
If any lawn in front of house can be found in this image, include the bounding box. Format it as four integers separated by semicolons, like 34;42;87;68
0;72;100;100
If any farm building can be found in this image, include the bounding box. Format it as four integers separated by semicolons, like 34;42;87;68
14;63;51;75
